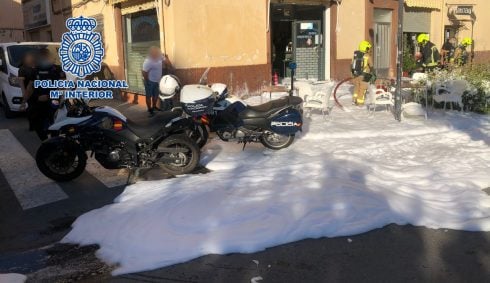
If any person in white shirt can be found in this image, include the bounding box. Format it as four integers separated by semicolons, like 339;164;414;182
142;46;173;116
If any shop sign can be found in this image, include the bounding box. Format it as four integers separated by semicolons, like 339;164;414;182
23;0;50;30
455;6;473;15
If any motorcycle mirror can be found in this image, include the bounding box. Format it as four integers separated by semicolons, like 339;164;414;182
159;94;175;101
198;67;211;85
171;106;183;113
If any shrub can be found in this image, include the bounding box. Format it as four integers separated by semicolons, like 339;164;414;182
427;65;490;113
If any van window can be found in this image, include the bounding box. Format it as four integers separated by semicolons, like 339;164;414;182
7;45;60;68
0;48;7;73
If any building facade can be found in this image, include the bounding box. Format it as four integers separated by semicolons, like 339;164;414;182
441;0;490;63
332;0;490;79
68;0;335;100
6;0;490;98
0;0;24;42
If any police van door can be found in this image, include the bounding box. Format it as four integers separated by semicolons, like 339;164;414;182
373;9;392;78
292;20;324;80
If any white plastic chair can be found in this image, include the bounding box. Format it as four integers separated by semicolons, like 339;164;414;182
295;81;333;119
366;86;394;116
412;72;429;85
433;80;467;110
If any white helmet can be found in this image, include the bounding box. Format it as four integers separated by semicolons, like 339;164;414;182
159;75;181;99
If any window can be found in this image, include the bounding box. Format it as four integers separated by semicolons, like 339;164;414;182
0;48;7;74
7;44;60;68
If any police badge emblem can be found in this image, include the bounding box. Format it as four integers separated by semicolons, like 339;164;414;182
59;16;105;77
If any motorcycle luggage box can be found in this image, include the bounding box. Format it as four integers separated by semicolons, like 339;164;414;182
180;85;216;116
269;108;302;135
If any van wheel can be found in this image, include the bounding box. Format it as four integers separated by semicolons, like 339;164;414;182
1;93;15;119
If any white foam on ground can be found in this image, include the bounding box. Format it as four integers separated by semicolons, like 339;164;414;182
63;100;490;275
0;273;27;283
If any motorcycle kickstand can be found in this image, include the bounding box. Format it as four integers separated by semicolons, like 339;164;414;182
242;141;248;151
126;167;141;185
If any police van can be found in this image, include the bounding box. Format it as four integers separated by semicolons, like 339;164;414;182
0;42;60;118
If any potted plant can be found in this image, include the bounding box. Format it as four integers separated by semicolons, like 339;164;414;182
402;48;417;77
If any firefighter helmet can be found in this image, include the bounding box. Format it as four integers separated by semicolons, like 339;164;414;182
417;33;430;44
359;40;372;53
461;37;473;46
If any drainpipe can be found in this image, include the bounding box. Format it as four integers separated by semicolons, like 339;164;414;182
267;0;270;32
441;1;446;47
395;0;403;121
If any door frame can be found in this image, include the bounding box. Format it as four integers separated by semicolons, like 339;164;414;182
365;0;399;78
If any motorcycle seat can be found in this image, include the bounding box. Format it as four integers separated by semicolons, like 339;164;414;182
240;96;303;118
127;109;182;139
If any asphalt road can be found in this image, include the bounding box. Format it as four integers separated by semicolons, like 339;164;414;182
1;101;489;282
112;224;490;283
0;101;140;254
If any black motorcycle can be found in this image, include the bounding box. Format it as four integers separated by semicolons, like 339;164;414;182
159;72;303;150
36;99;200;182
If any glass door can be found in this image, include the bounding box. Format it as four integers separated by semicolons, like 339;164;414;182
374;9;392;78
292;20;323;80
374;23;391;78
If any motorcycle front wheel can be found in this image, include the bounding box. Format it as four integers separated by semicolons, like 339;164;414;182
260;133;295;150
36;139;87;182
157;135;200;175
187;123;208;148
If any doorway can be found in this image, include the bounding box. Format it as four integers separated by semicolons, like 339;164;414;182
270;4;325;80
373;9;392;78
293;20;323;80
122;9;160;94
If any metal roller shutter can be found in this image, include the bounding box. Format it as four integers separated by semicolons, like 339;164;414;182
403;9;431;33
123;8;160;94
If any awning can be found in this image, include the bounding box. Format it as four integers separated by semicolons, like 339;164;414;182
121;1;156;15
405;0;442;9
271;0;330;5
108;0;128;4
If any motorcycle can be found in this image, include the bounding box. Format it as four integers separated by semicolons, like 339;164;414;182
158;69;303;150
36;97;201;182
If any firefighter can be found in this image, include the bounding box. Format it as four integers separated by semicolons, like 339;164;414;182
441;37;457;67
417;33;440;72
453;37;473;66
351;40;374;105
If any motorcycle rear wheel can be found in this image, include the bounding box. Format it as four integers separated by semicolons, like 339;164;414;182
158;135;200;175
260;133;295;150
36;140;87;182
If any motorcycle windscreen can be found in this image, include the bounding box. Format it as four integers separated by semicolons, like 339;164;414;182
269;108;303;135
